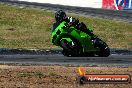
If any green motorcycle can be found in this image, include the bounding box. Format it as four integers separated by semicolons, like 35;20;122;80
51;21;110;57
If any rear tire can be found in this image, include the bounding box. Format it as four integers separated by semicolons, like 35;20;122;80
94;38;110;57
98;47;110;57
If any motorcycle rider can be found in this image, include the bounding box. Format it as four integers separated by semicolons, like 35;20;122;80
52;10;110;57
52;10;94;38
52;10;67;32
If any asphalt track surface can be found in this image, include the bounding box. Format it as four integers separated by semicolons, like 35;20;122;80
0;1;131;66
0;54;132;66
0;48;131;66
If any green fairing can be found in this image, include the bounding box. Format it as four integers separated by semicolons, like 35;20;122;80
51;21;99;53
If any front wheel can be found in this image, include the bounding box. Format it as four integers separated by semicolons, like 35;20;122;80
60;37;82;57
62;49;75;57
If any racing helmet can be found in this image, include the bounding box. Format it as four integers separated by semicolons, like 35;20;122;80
55;10;66;22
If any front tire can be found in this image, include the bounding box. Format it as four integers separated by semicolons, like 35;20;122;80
60;37;82;57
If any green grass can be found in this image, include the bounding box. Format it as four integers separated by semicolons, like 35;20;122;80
0;4;131;49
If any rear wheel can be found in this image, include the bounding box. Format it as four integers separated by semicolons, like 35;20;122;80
98;46;110;57
94;38;110;57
